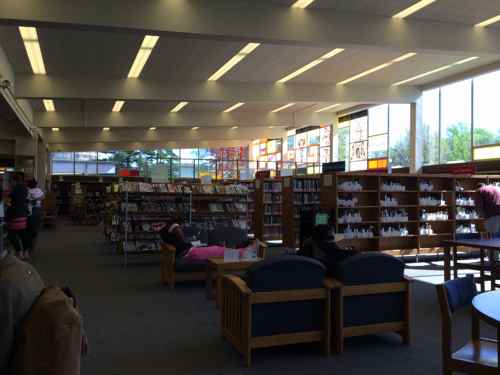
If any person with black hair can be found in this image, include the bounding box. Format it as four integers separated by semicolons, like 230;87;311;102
26;179;45;254
5;172;29;259
159;215;192;257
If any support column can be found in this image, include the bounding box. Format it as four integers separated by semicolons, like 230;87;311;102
410;99;424;173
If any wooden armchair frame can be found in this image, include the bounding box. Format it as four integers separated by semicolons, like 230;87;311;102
221;274;331;367
160;242;268;289
436;284;499;375
326;277;412;354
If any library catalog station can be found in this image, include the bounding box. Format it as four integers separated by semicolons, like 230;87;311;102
2;1;500;374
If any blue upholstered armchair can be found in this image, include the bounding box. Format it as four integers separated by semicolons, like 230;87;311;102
327;252;411;353
220;255;331;366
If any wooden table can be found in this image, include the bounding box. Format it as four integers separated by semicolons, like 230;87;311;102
443;239;500;291
472;291;500;368
206;257;262;308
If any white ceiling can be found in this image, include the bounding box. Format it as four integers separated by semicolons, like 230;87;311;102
1;0;500;148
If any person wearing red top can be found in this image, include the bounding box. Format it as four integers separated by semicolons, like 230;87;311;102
474;183;500;235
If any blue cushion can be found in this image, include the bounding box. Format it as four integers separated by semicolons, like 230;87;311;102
343;293;405;327
444;274;477;313
334;253;404;285
246;255;326;292
455;233;481;240
252;301;323;337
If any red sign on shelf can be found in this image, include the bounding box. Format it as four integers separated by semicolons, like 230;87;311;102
449;164;476;175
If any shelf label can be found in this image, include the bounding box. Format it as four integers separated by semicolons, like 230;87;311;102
323;174;333;187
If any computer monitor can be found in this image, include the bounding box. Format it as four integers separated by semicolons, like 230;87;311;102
314;212;329;226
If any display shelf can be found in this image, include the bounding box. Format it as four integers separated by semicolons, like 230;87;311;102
319;172;500;255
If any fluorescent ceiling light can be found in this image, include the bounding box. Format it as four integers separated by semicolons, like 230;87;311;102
192;126;200;130
230;126;238;130
43;99;55;112
271;103;295;113
102;127;110;131
393;0;435;19
171;101;188;112
208;43;260;81
112;101;125;112
51;127;60;132
223;102;245;112
475;15;500;27
393;56;479;86
18;26;46;75
128;35;159;78
315;103;340;113
149;127;157;130
268;126;275;129
291;0;315;8
277;48;344;83
337;52;417;85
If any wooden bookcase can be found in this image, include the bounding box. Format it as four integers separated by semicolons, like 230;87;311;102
254;178;283;242
282;175;321;248
320;172;500;254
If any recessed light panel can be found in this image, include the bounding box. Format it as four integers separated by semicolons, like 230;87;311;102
223;103;245;113
149;127;157;131
171;101;189;112
18;26;46;75
271;103;295;113
102;127;110;131
337;52;417;85
393;56;479;86
393;0;435;19
112;101;125;112
315;103;340;113
291;0;315;8
277;48;344;83
128;35;159;78
192;126;200;130
51;127;60;132
43;99;55;112
475;15;500;28
208;43;260;81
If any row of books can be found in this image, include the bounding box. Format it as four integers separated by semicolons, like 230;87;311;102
119;182;251;194
293;179;320;192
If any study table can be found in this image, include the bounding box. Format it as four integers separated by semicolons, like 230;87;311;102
443;239;500;291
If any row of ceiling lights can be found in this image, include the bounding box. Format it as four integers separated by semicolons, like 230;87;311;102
50;125;275;132
19;0;492;116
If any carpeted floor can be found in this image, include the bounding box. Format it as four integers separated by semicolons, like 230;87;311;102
30;220;496;374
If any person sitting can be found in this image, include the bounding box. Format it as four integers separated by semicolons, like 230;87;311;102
0;247;45;373
299;222;352;274
6;172;29;260
159;216;192;257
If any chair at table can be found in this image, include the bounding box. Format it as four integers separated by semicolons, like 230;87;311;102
436;274;499;375
453;233;500;291
328;252;412;353
220;255;330;366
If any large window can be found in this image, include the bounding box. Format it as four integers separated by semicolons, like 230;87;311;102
335;104;410;171
473;70;500;147
51;147;249;179
422;89;440;165
421;71;500;165
389;104;411;167
440;80;472;163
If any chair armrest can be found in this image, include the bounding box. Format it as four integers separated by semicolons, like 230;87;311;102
223;274;252;296
254;239;268;258
324;278;343;290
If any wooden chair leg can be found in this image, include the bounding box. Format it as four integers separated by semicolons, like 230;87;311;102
480;248;486;292
332;289;344;354
244;349;252;367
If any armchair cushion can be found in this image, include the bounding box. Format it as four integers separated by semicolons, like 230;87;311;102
333;253;404;285
444;274;477;313
245;256;326;337
245;255;326;292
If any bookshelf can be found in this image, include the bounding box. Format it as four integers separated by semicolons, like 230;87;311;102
106;181;251;265
320;172;500;254
282;175;320;248
254;178;283;242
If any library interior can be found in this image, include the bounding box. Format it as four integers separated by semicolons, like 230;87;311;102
2;1;500;374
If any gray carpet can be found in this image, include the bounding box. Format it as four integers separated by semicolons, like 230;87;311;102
30;220;496;374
